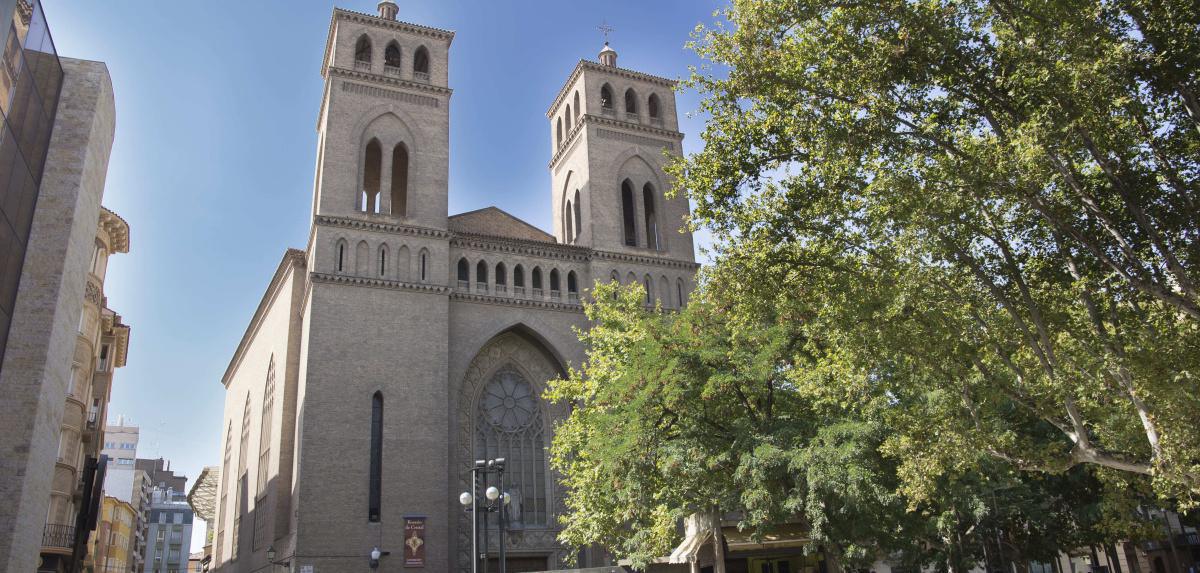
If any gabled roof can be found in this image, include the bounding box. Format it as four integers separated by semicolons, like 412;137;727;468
448;206;555;243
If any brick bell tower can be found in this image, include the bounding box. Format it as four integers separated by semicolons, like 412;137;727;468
546;40;695;264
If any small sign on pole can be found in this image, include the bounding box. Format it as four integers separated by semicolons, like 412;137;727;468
404;516;426;567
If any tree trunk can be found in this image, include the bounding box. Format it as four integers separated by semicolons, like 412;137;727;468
711;511;727;573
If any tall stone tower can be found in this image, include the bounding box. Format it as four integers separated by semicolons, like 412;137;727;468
547;42;695;263
312;0;451;229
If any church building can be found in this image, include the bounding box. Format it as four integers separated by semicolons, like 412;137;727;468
212;2;696;572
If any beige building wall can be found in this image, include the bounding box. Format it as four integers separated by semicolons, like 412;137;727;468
0;57;117;573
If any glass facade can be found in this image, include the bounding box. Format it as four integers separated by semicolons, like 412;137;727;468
0;0;62;371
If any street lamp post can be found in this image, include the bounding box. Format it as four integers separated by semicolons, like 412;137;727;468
460;458;510;573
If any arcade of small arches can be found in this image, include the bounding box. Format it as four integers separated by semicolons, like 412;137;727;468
353;33;431;82
333;238;431;284
554;84;665;149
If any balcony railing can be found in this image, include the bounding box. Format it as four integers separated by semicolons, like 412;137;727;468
475;283;487;294
383;65;401;77
354;60;371;72
550;290;562;301
495;285;507;295
43;524;75;548
568;292;579;303
625;112;639;121
457;280;469;291
601;106;615;116
532;288;543;298
413;71;430;83
650;116;664;127
513;286;525;297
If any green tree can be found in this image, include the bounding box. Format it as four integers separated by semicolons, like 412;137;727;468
547;282;912;569
670;0;1200;502
547;283;1153;572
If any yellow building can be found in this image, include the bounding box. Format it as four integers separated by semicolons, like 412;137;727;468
87;496;135;573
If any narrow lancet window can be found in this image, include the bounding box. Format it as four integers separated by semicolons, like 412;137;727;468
624;88;638;115
391;144;408;216
600;84;613;110
355;35;372;67
573;190;582;240
457;258;469;285
621;180;637;247
413;46;430;80
384;42;402;71
648;93;661;119
363;139;382;213
643;183;659;251
368;392;383;522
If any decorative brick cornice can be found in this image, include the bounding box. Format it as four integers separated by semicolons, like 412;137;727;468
451;232;590;262
548;60;678;117
450;291;584;313
336;8;455;41
592;249;701;271
329;67;452;97
315;215;452;239
311;272;450;294
548;114;682;170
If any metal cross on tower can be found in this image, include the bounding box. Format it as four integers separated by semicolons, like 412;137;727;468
598;21;614;43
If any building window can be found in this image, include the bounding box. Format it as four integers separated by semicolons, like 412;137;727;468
457;257;469;288
556;117;563;149
337;241;346;273
644;276;653;305
476;260;488;289
378;245;388;277
549;269;560;296
413;46;430;80
624;88;638;116
600;84;613;110
573;91;580;122
419;251;428;282
474;367;547;528
354;35;372;69
564;199;574;243
621;179;637;247
513;264;525;295
495;262;507;293
369;392;383;522
391;143;408;216
648;93;661;119
567;271;578;302
253;358;275;549
532;267;543;295
362;138;382;213
384;41;402;72
643;183;659;251
677;278;684;308
565;104;573;133
573;190;582;240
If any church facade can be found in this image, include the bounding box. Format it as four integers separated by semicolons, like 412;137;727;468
211;2;696;572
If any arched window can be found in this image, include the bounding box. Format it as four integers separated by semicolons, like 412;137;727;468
565;104;573;133
659;275;671;309
600;84;613;110
513;264;525;295
391;144;409;217
610;270;619;282
378;245;388;277
550;269;561;295
496;262;507;289
565;199;574;243
354;35;372;67
413;46;430;79
573;91;580;122
457;258;470;286
216;422;232;559
368;391;383;522
644;275;654;305
532;267;543;292
336;241;346;273
621;179;637;247
384;41;402;70
648;93;661;119
556;117;563;148
677;278;685;308
419;250;429;282
234;392;252;559
254;358;276;548
643;183;659;251
573;190;582;240
474;367;547;528
567;271;578;294
624;88;638;116
476;260;488;291
363;139;382;213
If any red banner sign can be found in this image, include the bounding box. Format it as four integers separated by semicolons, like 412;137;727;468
403;516;426;567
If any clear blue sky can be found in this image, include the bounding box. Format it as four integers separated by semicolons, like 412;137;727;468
42;0;722;547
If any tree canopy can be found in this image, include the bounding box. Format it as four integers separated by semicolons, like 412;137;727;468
669;0;1200;501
